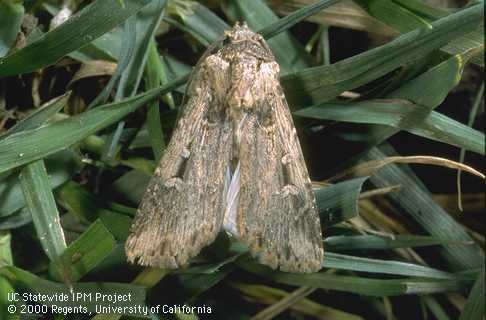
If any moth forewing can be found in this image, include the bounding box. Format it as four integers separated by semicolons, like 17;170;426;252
126;22;324;273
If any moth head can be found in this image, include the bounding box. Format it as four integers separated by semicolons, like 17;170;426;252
225;21;262;44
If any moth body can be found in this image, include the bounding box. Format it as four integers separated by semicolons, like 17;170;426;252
126;23;324;273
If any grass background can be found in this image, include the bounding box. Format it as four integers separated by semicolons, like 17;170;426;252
0;0;484;319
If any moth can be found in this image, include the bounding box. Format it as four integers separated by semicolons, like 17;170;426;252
126;22;324;273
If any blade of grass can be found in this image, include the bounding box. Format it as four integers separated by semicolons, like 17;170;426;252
258;0;341;40
87;19;136;109
2;92;70;138
49;220;116;282
333;47;479;181
324;235;474;251
237;259;471;296
57;181;135;223
457;82;484;209
144;40;167;161
0;0;151;77
0;266;146;314
268;0;398;36
323;252;456;280
353;0;428;32
363;50;479;147
98;211;132;241
0;208;31;230
0;276;16;320
18;160;67;276
329;156;484;182
102;0;167;164
178;267;234;300
458;265;485;320
0;0;24;57
116;0;166;98
69;27;124;62
0;150;80;218
246;286;316;320
295;99;485;155
91;267;168;320
281;4;483;106
232;283;364;320
366;146;483;270
354;0;484;66
166;1;229;45
315;177;368;226
0;231;12;266
0;75;187;174
0;229;15;318
422;296;451;320
111;169;151;205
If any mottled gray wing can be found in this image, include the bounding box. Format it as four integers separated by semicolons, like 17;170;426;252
237;61;323;273
125;55;232;269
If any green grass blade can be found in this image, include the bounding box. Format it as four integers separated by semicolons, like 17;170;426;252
366;146;483;270
0;266;146;314
422;296;451;320
258;0;341;40
87;25;135;108
178;268;235;300
0;76;186;174
57;181;135;223
386;51;468;111
167;1;229;45
0;208;31;230
0;0;24;57
335;50;477;167
0;276;16;320
323;252;456;280
353;0;429;31
50;220;116;282
315;177;368;226
458;265;485;320
18;160;67;270
295;100;484;155
0;150;79;218
2;92;70;138
144;40;167;161
0;231;12;266
92;267;168;320
0;0;151;77
111;169;151;205
101;0;166;163
238;259;470;296
116;0;166;98
325;235;474;251
457;81;484;208
281;4;483;106
69;28;124;62
98;211;132;241
355;0;484;66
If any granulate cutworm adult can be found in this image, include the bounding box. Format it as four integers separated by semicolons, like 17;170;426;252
126;23;324;273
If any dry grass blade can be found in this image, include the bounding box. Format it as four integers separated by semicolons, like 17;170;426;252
250;286;316;320
457;82;484;211
359;185;401;199
68;60;118;87
328;156;485;182
267;0;398;36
